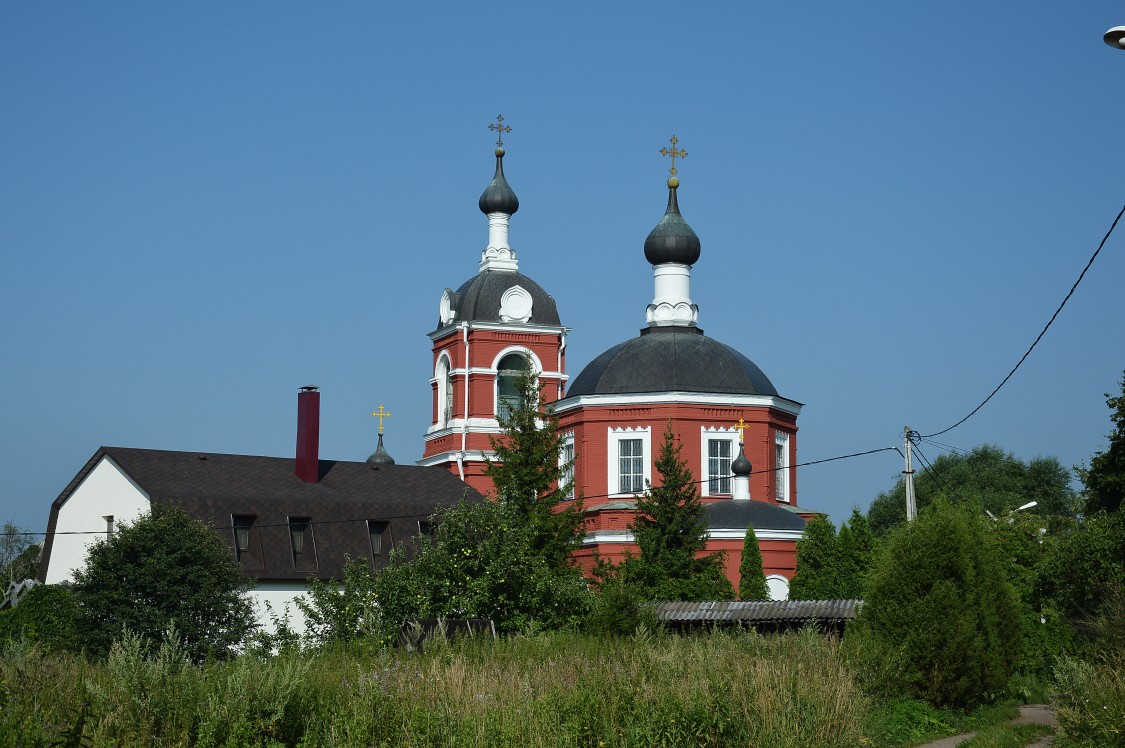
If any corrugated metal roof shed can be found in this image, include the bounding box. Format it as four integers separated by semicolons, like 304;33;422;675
651;599;861;623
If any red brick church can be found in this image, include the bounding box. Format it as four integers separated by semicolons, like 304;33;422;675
420;131;811;599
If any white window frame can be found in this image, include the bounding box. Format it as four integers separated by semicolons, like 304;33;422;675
775;431;790;503
608;427;651;498
491;347;542;420
700;427;738;497
435;353;453;427
559;431;575;500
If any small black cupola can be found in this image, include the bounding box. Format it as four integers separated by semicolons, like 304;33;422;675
478;147;519;216
643;177;701;266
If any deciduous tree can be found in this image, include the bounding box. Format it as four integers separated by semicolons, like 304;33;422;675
1077;371;1125;515
71;505;255;661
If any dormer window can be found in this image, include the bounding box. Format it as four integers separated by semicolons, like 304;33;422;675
232;515;255;559
289;517;310;555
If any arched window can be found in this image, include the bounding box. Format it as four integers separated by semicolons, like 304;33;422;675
436;356;453;426
496;353;530;420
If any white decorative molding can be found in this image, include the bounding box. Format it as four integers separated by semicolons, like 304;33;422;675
553;391;803;416
429;320;570;341
646;263;698;326
439;288;456;325
498;285;534;323
583;527;805;545
480;212;519;272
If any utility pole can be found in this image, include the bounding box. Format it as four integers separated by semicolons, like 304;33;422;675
903;426;917;522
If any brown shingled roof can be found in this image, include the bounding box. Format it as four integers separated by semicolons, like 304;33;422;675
40;447;484;583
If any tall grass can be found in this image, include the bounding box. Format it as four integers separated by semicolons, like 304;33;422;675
1;627;867;747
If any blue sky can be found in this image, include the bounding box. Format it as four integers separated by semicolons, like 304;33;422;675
2;3;1123;537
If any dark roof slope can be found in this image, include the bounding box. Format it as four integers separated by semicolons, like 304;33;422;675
651;599;859;624
443;270;561;327
40;447;482;583
705;500;806;532
566;327;779;397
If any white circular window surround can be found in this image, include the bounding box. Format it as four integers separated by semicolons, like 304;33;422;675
499;285;533;323
439;288;456;325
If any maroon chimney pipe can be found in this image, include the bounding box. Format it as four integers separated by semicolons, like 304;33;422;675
295;385;320;483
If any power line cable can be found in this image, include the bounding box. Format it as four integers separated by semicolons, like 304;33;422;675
922;200;1125;438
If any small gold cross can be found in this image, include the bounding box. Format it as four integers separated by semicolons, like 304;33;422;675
488;114;512;147
371;405;393;434
660;135;687;176
734;417;749;442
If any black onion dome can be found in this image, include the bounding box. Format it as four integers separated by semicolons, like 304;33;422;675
731;444;752;477
643;185;701;266
440;271;561;327
478;148;519;215
566;327;778;397
366;434;395;466
705;501;806;532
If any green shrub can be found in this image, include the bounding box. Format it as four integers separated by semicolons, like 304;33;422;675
854;500;1021;709
0;583;79;652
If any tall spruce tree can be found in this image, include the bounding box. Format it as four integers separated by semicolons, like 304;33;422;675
836;508;876;599
738;525;770;600
484;361;584;569
621;423;733;600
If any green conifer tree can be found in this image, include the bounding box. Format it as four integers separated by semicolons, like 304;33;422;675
622;423;733;600
484;361;584;569
836;507;876;599
788;515;839;600
738;525;770;600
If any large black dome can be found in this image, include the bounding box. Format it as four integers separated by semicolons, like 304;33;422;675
566;327;778;397
440;271;561;327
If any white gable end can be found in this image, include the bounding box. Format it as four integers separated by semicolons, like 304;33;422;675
44;456;151;584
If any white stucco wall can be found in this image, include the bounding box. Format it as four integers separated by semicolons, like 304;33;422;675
249;582;311;635
44;456;151;584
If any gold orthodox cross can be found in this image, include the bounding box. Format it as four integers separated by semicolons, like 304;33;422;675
734;417;749;442
660;135;687;176
489;114;512;147
371;405;393;434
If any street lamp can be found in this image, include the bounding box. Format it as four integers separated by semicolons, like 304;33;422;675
1106;26;1125;49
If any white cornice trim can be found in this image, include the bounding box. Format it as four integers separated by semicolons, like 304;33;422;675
582;527;804;545
416;449;499;467
425;417;507;436
554;392;803;416
430;321;570;342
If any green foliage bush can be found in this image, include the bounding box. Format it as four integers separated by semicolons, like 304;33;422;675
853;500;1021;709
71;505;256;662
0;583;78;651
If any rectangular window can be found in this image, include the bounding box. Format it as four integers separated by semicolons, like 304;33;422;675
619;438;644;494
418;520;436;539
708;439;732;494
775;433;790;502
560;434;575;500
232;515;255;559
368;520;389;556
103;515;114;540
